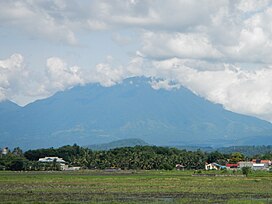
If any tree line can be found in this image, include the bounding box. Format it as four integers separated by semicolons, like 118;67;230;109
1;144;272;171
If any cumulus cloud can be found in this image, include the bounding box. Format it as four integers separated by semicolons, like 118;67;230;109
0;54;26;102
91;56;145;87
0;54;89;105
93;63;125;87
2;0;272;55
0;54;60;105
46;57;85;90
0;1;233;44
141;32;222;60
237;0;270;12
0;1;77;45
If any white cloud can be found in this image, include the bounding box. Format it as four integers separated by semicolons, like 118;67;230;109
0;54;88;105
0;1;232;44
237;0;270;13
91;56;145;86
137;3;272;64
150;79;180;91
93;63;125;87
0;53;24;70
87;20;109;31
0;1;77;45
141;32;222;60
112;33;133;46
0;53;26;102
46;57;85;90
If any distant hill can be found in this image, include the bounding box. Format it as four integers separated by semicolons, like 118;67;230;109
0;77;272;149
173;145;215;152
173;145;272;157
87;138;149;151
217;145;272;157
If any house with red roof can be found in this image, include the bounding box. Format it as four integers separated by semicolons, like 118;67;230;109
226;163;239;169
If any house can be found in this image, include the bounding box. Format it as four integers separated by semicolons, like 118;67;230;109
205;163;226;170
38;157;66;163
175;164;185;170
226;163;239;170
252;159;271;168
238;161;269;171
238;162;253;168
38;157;81;171
63;166;81;171
1;147;9;155
252;163;266;170
104;167;121;172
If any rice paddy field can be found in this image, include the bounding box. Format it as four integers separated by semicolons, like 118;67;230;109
0;170;272;203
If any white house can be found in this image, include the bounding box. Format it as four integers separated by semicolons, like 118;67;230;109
205;163;225;170
252;163;266;170
238;161;269;171
38;157;81;171
175;164;185;170
239;162;253;168
63;166;81;171
1;147;9;155
38;157;66;163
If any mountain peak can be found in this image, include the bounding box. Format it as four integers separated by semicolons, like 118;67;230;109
1;77;272;149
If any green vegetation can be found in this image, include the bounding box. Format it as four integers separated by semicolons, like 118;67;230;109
1;144;272;171
23;145;206;170
241;167;251;177
1;145;272;203
229;152;245;164
0;170;271;203
87;138;149;151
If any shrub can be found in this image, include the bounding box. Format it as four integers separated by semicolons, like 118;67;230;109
241;167;251;177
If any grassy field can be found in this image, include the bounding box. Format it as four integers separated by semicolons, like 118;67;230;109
0;170;272;203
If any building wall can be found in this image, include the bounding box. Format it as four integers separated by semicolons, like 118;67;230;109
239;162;253;168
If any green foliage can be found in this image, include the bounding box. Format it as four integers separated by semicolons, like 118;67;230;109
241;167;251;177
12;147;23;157
207;151;228;164
229;152;245;164
0;147;28;171
9;159;25;171
0;144;269;172
23;145;207;170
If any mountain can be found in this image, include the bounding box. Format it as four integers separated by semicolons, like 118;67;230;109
0;100;20;114
87;138;149;151
217;145;272;157
0;77;272;149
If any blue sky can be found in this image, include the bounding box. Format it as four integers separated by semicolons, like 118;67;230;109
1;0;272;122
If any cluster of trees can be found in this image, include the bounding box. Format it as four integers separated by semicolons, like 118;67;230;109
0;147;66;171
24;145;207;170
0;147;26;170
1;144;272;171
